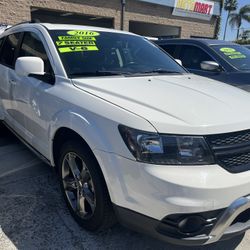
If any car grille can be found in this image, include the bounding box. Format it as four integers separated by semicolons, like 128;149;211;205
208;130;250;147
206;129;250;173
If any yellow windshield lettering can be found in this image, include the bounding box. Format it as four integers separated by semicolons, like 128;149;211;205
58;36;96;41
58;46;99;53
67;30;100;36
56;41;96;46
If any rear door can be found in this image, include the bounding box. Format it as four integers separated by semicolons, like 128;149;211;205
0;32;22;128
0;36;5;118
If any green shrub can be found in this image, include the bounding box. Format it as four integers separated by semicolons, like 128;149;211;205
235;40;250;45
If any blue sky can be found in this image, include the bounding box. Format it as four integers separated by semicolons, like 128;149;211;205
219;0;250;40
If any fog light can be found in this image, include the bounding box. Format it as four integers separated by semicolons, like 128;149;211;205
178;216;205;234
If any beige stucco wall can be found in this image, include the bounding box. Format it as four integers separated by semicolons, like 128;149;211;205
0;0;219;38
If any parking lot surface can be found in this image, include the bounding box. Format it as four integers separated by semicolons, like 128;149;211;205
0;123;249;250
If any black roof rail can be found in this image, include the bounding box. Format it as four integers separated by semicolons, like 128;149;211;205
4;19;41;31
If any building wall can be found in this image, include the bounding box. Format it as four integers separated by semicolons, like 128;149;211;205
125;0;217;38
0;0;218;38
0;0;122;28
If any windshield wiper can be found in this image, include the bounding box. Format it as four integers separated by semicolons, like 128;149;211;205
69;70;132;78
69;69;182;78
140;69;181;74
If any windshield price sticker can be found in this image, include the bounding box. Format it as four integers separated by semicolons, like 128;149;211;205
220;48;235;53
228;54;246;59
67;30;100;36
220;47;246;59
58;36;96;41
57;30;100;53
56;41;96;46
58;46;99;53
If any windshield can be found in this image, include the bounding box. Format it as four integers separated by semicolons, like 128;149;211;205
49;30;186;77
211;44;250;71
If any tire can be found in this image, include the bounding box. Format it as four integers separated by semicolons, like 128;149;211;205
58;140;116;231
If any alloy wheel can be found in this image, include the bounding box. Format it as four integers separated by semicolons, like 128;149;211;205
61;152;96;219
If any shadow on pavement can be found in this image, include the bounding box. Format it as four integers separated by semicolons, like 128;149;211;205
0;122;245;249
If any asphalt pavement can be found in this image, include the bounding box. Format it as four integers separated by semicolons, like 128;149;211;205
0;122;249;250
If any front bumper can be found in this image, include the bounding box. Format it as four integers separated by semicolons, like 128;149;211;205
205;195;250;244
94;150;250;244
115;195;250;245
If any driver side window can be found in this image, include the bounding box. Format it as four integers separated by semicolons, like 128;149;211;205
179;45;214;70
19;32;53;74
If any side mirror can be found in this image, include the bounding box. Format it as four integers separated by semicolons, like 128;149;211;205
200;61;220;72
175;59;182;66
15;57;44;77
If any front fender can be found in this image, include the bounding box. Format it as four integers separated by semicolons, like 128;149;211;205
47;106;156;204
48;109;109;165
48;106;154;166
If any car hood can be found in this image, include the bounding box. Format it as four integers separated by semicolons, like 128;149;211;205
73;74;250;135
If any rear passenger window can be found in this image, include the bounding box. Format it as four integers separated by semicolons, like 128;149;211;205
0;33;21;68
179;45;213;70
19;32;53;74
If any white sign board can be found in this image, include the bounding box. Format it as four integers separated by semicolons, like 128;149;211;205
173;0;215;21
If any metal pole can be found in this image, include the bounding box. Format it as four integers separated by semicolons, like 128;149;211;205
121;0;126;30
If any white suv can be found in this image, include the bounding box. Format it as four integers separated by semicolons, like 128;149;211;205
0;22;250;246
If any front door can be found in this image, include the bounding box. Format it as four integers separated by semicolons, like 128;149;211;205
12;31;55;156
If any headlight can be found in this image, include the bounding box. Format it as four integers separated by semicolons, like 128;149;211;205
118;125;214;165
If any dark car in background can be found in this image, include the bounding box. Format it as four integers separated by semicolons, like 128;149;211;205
155;39;250;91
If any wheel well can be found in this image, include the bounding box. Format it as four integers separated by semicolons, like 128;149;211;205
52;127;94;167
52;127;114;212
